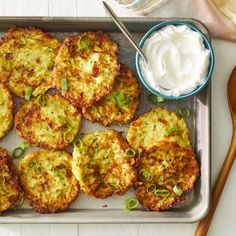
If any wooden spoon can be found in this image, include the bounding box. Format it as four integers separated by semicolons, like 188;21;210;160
195;66;236;236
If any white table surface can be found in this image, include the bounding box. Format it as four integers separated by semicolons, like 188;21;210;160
0;0;236;235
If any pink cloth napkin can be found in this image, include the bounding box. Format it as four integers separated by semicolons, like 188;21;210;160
193;0;236;42
119;0;236;42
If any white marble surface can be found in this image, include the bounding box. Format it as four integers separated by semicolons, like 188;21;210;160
0;0;236;235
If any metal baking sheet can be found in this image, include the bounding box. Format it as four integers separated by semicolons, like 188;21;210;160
0;17;211;223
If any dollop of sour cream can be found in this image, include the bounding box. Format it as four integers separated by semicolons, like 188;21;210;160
140;25;210;96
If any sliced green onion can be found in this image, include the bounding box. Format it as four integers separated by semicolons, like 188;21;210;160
25;86;32;101
125;148;136;157
165;125;177;135
162;160;169;168
59;169;67;176
47;46;54;52
77;35;91;51
74;138;83;149
158;176;164;185
12;147;25;159
20;141;29;151
12;141;30;159
53;169;66;179
147;94;165;104
146;183;156;193
57;115;66;124
91;137;98;145
155;96;165;103
61;77;68;91
103;156;110;165
178;108;191;118
115;92;127;108
154;189;170;197
173;185;183;196
67;123;75;129
124;197;138;210
139;169;153;182
63;130;74;144
37;94;46;106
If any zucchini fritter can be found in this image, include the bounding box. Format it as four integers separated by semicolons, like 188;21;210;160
0;148;21;214
0;83;14;139
53;31;119;109
18;150;79;213
83;64;140;126
72;130;136;199
0;27;61;98
127;107;191;150
135;142;199;211
15;94;82;150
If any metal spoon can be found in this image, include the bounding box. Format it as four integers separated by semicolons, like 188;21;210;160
102;1;173;91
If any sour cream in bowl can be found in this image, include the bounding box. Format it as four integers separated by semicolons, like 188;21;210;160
135;21;214;100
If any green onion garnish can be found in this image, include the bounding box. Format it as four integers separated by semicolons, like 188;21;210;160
25;87;32;101
48;47;54;52
155;96;165;103
64;130;74;144
146;183;156;193
162;160;169;168
53;169;66;179
115;92;127;108
165;125;177;135
20;141;29;151
12;147;24;159
139;169;153;182
158;176;164;185
37;95;46;106
103;156;110;165
125;148;136;157
77;35;91;51
147;94;165;104
124;197;138;210
154;189;170;197
178;108;191;118
91;137;98;145
173;185;183;196
57;115;66;124
61;77;68;91
12;141;30;159
74;138;83;149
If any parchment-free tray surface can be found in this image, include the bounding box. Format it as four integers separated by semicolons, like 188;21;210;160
0;17;210;223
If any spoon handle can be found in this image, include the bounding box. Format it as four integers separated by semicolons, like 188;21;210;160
195;131;236;236
102;1;148;64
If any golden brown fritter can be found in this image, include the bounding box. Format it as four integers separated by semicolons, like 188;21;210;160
0;27;61;98
14;94;82;150
72;130;136;199
18;149;80;213
53;31;119;109
135;142;199;211
0;148;21;213
0;83;14;139
127;107;191;150
82;64;140;126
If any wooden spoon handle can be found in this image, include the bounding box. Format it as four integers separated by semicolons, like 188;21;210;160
195;131;236;236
